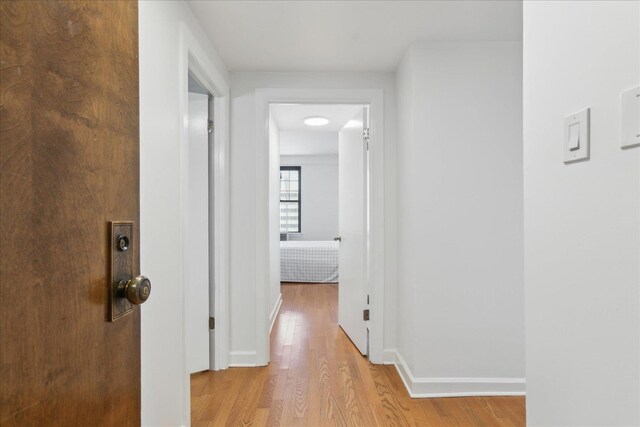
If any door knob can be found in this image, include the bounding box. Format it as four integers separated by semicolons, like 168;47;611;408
334;236;342;242
118;276;151;305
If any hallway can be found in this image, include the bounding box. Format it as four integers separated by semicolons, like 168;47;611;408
191;284;525;426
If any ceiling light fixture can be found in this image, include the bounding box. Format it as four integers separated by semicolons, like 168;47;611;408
304;116;329;126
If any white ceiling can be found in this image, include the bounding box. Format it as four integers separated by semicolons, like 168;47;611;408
186;1;522;72
272;104;364;156
270;103;363;132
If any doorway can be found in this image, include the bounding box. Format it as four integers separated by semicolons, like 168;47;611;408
253;88;385;367
270;103;370;357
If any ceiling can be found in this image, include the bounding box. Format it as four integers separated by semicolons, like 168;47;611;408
186;1;522;72
270;103;363;132
272;104;364;156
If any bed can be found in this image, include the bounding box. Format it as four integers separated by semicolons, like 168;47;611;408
280;241;339;283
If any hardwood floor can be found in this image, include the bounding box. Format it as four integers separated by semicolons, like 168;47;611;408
191;284;525;426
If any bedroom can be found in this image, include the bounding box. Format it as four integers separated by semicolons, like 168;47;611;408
270;103;372;355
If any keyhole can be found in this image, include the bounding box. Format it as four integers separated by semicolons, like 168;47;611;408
117;235;129;251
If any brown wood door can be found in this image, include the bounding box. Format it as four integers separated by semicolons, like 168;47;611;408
1;1;140;426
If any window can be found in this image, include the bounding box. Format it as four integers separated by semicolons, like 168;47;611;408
280;166;301;233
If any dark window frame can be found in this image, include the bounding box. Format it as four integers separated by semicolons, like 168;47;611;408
280;166;301;233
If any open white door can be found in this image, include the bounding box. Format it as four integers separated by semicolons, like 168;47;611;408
186;91;211;373
337;107;368;355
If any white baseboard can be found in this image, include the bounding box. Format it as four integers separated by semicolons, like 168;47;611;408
383;348;398;365
269;293;283;333
228;351;257;367
386;349;526;398
229;296;280;369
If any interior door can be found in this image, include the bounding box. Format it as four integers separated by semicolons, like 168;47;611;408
337;108;368;355
186;91;210;373
1;1;141;425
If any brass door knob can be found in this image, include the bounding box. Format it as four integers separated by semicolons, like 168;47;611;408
118;276;151;305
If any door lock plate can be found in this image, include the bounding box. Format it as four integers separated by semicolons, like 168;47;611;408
109;221;134;321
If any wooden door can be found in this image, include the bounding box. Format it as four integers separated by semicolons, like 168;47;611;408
1;1;140;426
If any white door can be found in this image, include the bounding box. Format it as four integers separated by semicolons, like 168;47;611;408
338;107;368;355
186;92;210;373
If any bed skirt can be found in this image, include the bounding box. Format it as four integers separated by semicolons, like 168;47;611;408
280;240;339;283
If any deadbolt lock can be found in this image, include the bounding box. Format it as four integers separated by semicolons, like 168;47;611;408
116;234;129;251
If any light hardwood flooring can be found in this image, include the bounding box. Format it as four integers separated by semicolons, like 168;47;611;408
191;283;525;426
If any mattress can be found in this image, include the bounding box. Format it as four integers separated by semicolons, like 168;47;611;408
280;241;339;283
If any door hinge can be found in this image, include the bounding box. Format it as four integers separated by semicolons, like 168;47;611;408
363;309;370;321
208;119;214;134
363;127;370;150
363;127;370;141
209;316;215;330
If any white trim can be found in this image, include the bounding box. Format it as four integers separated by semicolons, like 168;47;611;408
383;348;398;365
229;351;258;367
178;22;230;427
179;23;230;373
269;293;283;334
388;350;526;398
254;88;385;366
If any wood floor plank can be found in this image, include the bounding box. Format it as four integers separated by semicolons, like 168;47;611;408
191;284;525;426
258;374;278;409
307;349;322;426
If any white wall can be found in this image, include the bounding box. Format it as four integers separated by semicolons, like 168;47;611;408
139;1;228;425
281;153;339;241
280;130;338;156
523;2;640;425
229;72;397;363
394;42;525;395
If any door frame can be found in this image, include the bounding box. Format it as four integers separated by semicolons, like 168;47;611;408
178;21;230;421
254;89;385;365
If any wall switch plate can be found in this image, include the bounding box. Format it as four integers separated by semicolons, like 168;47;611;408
620;86;640;149
564;108;590;163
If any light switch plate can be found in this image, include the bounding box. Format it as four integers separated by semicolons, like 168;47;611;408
620;86;640;149
564;108;590;163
